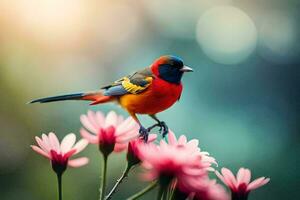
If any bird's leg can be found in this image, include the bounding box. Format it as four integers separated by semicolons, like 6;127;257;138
148;115;169;138
147;115;162;132
130;113;148;142
146;123;160;131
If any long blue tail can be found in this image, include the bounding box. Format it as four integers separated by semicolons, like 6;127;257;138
29;93;85;104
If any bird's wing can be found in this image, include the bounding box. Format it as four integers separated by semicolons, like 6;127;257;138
101;67;154;96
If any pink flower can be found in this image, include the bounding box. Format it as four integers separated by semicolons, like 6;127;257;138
216;167;270;199
80;110;139;155
31;132;89;174
139;132;216;191
193;179;230;200
168;131;217;169
171;178;229;200
127;134;157;166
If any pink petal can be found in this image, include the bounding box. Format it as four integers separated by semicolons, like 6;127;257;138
168;131;177;145
80;129;98;144
63;149;76;159
221;168;237;190
87;110;101;130
117;115;124;124
60;133;76;153
73;139;88;154
104;111;117;128
178;135;187;145
116;129;139;143
114;143;128;152
42;134;52;150
187;139;199;148
259;178;270;187
80;115;97;134
31;145;50;158
68;157;89;167
35;136;50;153
48;132;61;152
116;135;137;143
215;170;227;185
116;117;137;136
160;140;168;148
236;168;245;185
247;177;270;191
96;111;105;126
148;134;157;142
182;167;206;176
243;169;251;184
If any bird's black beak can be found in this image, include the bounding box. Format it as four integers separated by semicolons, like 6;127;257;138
180;65;193;72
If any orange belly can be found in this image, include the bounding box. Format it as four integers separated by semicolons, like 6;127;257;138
118;79;182;115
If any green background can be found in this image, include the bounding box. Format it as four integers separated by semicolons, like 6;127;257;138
0;0;299;199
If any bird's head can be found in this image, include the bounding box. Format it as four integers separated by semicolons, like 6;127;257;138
151;55;193;84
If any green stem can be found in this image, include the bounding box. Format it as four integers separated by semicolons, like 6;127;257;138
126;181;158;200
167;186;175;200
57;174;62;200
157;184;165;200
105;163;131;200
99;154;108;200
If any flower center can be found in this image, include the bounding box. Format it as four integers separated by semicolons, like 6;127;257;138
98;126;116;156
50;149;75;175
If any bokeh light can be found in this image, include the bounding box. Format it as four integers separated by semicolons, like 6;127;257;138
91;1;143;54
258;11;298;64
196;6;257;65
1;0;90;50
142;0;232;39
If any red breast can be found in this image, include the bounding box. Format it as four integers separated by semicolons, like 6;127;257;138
118;77;182;115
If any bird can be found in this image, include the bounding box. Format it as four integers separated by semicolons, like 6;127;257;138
29;55;193;141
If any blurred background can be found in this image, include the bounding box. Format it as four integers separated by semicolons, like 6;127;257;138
0;0;299;199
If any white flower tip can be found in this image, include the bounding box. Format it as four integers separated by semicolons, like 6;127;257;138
214;161;219;167
221;167;227;172
209;167;216;172
108;110;116;115
264;178;270;185
67;132;76;137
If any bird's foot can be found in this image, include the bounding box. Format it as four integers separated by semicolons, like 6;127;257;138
139;126;149;142
147;121;169;138
159;121;169;138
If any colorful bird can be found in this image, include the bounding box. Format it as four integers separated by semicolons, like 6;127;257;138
30;55;193;141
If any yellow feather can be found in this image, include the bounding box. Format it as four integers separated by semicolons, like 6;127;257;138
121;77;153;94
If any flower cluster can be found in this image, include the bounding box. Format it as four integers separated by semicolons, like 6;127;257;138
139;131;228;200
30;110;270;200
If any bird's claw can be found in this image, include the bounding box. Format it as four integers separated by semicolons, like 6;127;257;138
159;121;168;138
139;126;149;142
147;121;168;138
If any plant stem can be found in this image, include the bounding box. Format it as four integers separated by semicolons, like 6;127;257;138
232;192;249;200
106;163;131;200
57;174;62;200
167;186;175;200
99;154;108;200
126;181;158;200
157;184;165;200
